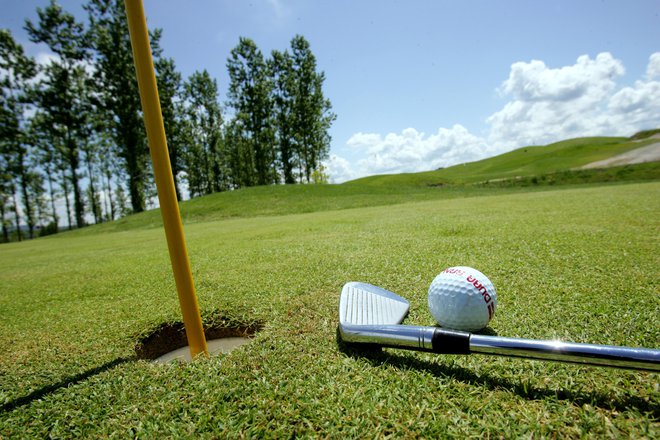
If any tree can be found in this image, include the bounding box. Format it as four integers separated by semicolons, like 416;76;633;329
26;0;91;228
0;29;38;240
95;127;118;221
224;118;254;188
86;0;156;213
182;70;226;197
227;37;276;186
270;49;296;184
155;57;185;200
288;35;335;183
28;113;60;229
0;146;13;242
81;130;102;224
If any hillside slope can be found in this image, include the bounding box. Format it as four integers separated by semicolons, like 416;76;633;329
54;131;660;236
347;133;660;187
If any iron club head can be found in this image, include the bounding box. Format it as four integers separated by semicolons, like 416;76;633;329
338;282;437;350
339;282;410;327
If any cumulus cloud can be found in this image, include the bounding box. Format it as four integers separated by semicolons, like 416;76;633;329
607;54;660;131
346;125;492;177
646;52;660;80
499;53;624;103
487;52;628;147
331;52;660;182
325;155;357;183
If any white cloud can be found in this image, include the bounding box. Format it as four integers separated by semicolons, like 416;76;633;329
325;155;357;183
488;52;628;147
330;52;660;183
342;125;492;180
646;53;660;80
499;53;624;103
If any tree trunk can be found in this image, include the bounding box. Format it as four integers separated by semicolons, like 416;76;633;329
60;166;73;230
85;148;100;224
18;160;34;239
66;132;84;228
46;167;59;227
0;202;9;243
11;187;22;242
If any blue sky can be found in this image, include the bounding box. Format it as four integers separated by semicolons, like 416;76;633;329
3;0;660;182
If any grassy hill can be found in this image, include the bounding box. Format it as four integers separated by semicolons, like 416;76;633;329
347;134;660;187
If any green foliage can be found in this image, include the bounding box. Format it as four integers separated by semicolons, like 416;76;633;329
227;37;277;186
270;48;296;183
289;35;336;183
182;70;227;196
155;57;185;201
26;0;91;229
227;36;335;187
86;0;151;214
0;29;38;240
38;220;59;236
310;163;329;184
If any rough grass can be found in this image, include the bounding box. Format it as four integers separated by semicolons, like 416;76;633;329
477;162;660;187
350;136;660;186
1;182;659;437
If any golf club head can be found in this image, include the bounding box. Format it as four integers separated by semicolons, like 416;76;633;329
339;282;410;327
338;282;435;350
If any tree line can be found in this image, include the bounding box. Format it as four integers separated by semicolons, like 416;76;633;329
0;0;335;242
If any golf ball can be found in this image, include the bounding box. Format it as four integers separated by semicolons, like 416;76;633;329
428;266;497;331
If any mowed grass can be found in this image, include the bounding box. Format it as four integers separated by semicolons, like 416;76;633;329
81;182;491;233
1;182;659;437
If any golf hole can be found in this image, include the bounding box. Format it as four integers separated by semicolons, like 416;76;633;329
135;319;261;363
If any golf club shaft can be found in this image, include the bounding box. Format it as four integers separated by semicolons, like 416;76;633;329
340;324;660;372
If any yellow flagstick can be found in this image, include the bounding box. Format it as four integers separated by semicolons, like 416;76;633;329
124;0;208;358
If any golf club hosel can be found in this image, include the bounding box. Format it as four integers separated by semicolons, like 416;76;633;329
340;325;475;354
341;324;437;351
469;335;660;372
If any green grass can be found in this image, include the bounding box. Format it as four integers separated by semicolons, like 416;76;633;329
349;135;659;186
630;128;660;140
477;162;660;187
1;182;659;437
69;164;658;236
54;132;659;236
81;183;487;233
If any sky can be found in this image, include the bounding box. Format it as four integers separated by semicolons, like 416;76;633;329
2;0;660;183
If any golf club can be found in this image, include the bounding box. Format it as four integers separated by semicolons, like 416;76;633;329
338;282;660;372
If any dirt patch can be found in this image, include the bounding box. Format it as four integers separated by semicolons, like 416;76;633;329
581;142;660;169
135;320;262;360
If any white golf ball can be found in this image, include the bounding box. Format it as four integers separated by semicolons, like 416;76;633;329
428;266;497;331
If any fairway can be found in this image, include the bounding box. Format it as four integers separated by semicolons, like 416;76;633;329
1;182;659;437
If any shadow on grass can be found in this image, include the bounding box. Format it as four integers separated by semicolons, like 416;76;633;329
0;356;136;414
336;329;658;415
